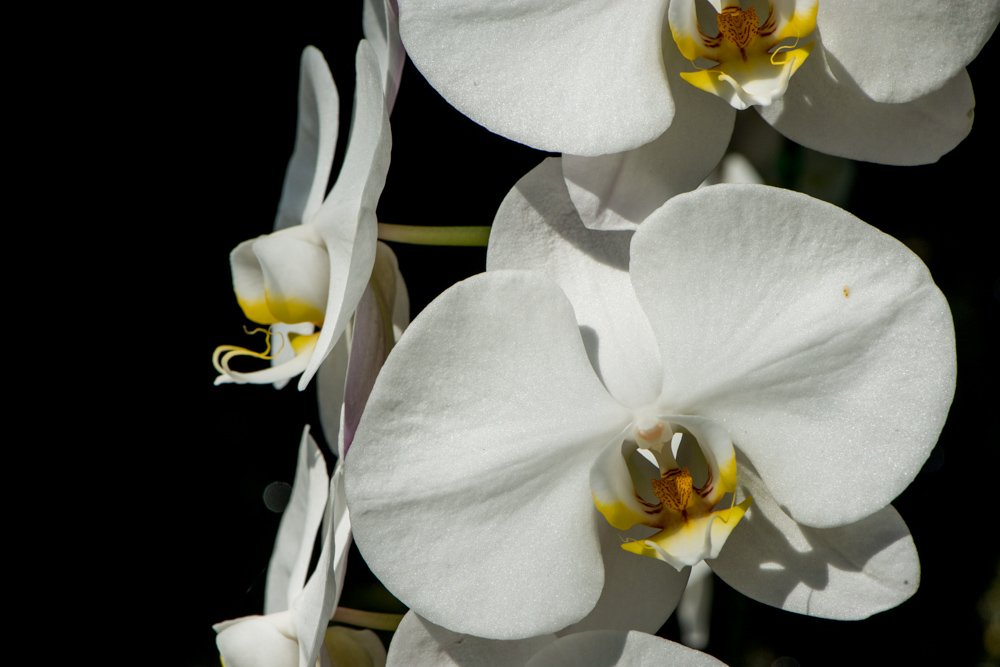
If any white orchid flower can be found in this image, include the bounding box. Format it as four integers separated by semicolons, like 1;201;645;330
215;428;377;667
345;158;954;639
396;0;996;167
385;610;726;666
213;41;391;391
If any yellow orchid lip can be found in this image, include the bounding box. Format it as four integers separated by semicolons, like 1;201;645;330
669;0;819;110
591;416;751;570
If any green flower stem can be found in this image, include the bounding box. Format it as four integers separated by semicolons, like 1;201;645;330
377;223;491;247
332;607;405;631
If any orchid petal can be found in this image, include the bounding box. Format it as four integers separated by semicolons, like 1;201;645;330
275;47;339;232
215;613;299;667
817;0;1000;103
316;333;350;459
562;41;735;230
710;459;920;619
386;612;554;667
344;243;406;454
631;185;955;528
488;158;662;409
292;462;347;667
397;0;673;154
559;511;689;636
525;630;726;667
265;427;330;614
760;49;975;165
300;40;391;390
346;271;632;638
364;0;406;112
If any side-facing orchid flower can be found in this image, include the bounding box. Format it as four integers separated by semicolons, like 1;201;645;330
345;158;954;639
395;0;996;175
214;428;383;667
212;41;391;391
385;611;726;666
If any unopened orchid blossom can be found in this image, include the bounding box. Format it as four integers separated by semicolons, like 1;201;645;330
345;158;954;640
214;428;386;667
385;611;726;666
395;0;998;242
212;40;391;391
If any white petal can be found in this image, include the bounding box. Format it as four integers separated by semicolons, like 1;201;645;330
316;333;350;459
291;463;347;667
562;41;735;229
271;323;316;391
710;460;920;619
760;49;975;165
387;612;554;667
300;40;391;390
677;561;713;649
631;185;955;527
344;243;404;454
346;271;632;638
525;630;726;667
275;47;339;232
487;158;662;409
363;0;406;112
559;512;689;636
215;613;299;667
817;0;1000;103
397;0;673;155
265;427;330;614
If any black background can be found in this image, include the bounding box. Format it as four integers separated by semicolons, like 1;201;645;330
148;6;999;665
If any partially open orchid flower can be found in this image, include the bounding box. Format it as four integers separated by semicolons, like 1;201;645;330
215;428;366;667
345;159;954;639
385;611;726;666
213;42;390;391
396;0;996;164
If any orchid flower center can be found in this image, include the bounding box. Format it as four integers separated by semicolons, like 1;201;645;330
591;416;752;571
669;0;818;110
212;227;329;383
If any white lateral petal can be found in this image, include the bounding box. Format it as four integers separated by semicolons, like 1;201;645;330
215;613;299;667
363;0;406;112
275;47;339;232
559;512;689;636
397;0;673;155
760;50;975;165
562;40;735;229
710;461;920;619
631;185;955;527
817;0;1000;103
346;271;632;639
387;612;554;667
488;158;662;409
265;427;330;614
291;465;346;667
525;630;726;667
344;243;404;454
316;333;350;459
300;40;391;390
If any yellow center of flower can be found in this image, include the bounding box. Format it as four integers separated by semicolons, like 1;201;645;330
651;467;694;513
670;0;818;109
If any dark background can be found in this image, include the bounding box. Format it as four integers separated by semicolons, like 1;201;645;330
151;6;998;665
